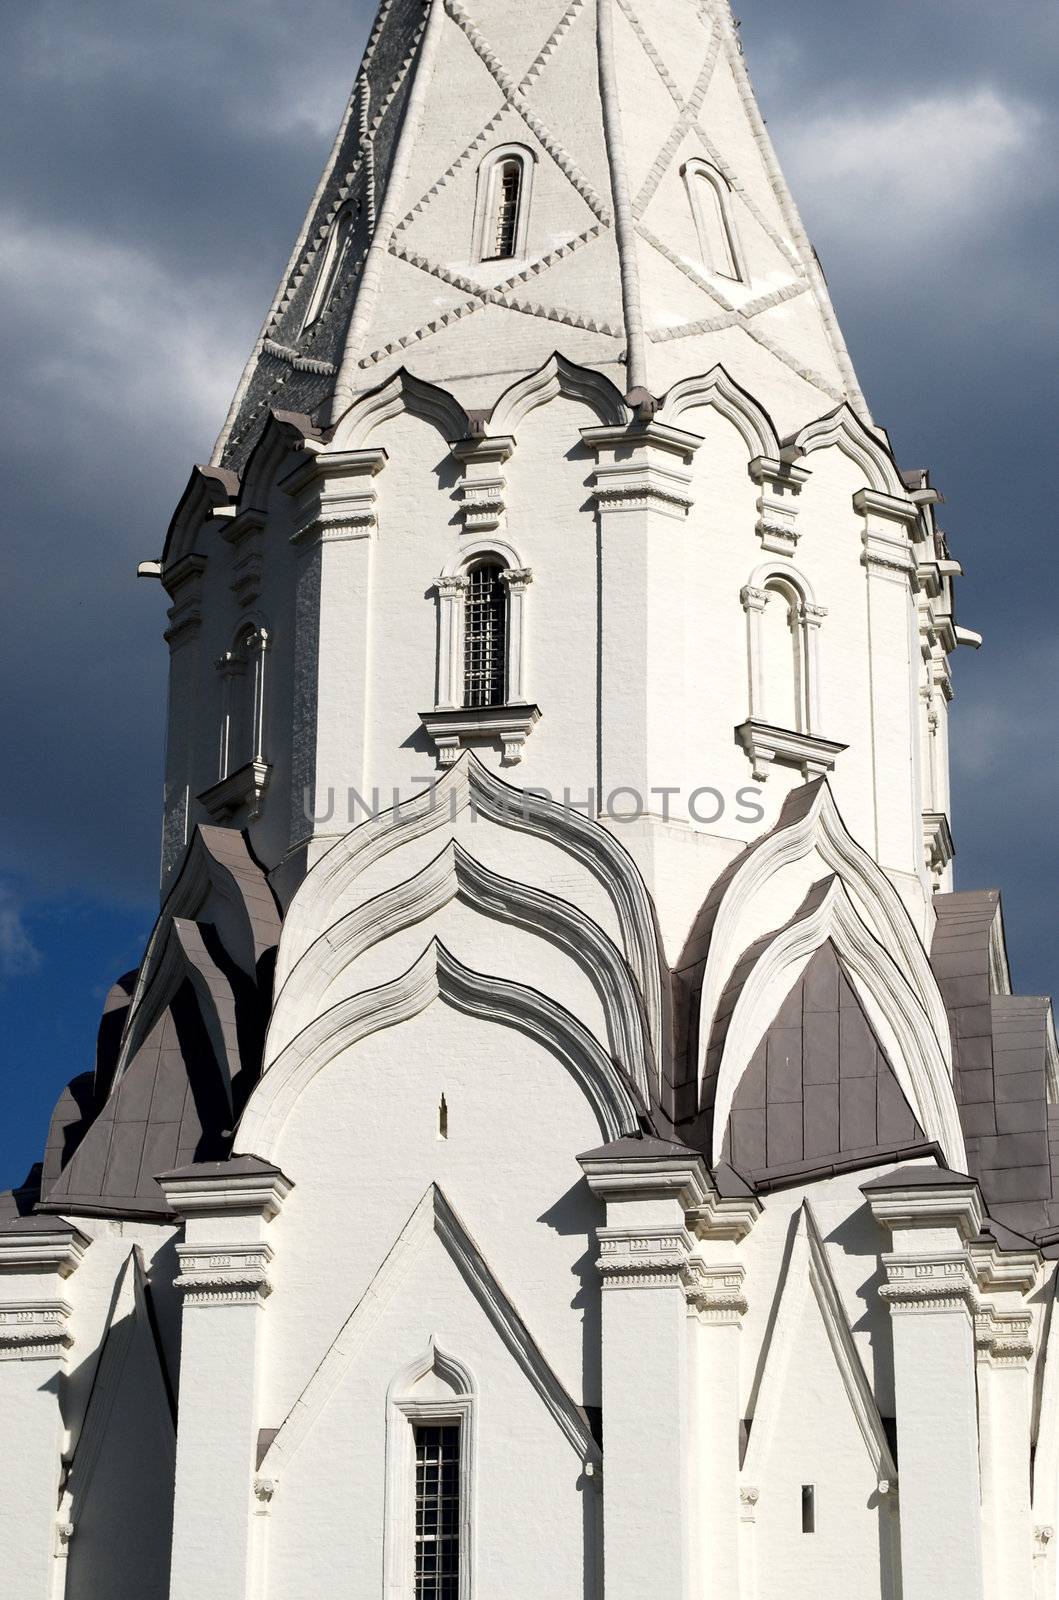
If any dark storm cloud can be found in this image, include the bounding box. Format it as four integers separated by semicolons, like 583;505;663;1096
0;0;1055;997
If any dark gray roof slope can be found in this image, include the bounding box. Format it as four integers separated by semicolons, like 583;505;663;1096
931;890;1059;1238
36;827;279;1222
721;942;929;1190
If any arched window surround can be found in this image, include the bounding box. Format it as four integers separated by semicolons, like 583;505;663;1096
382;1341;476;1600
435;540;532;713
472;144;536;265
422;540;539;766
737;564;843;781
681;158;747;284
201;621;272;820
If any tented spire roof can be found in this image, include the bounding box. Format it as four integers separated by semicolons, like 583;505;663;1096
216;0;867;469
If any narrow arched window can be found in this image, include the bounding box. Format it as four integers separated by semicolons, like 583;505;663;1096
682;159;746;283
463;563;507;707
217;625;268;779
300;202;357;334
759;582;804;732
489;161;522;260
473;146;534;264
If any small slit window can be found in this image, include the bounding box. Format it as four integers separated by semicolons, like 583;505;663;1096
463;564;507;708
414;1424;462;1599
682;158;746;283
300;202;357;334
801;1484;816;1534
473;146;534;264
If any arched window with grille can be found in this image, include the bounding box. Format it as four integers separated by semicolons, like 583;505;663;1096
462;562;507;708
738;564;840;780
681;158;747;283
472;146;535;264
425;549;537;766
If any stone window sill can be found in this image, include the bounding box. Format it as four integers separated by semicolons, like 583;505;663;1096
735;720;846;782
420;704;542;767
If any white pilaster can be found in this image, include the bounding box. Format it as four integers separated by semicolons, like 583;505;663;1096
582;420;700;818
855;490;923;880
580;1142;709;1600
971;1238;1040;1600
0;1217;89;1600
686;1185;761;1598
160;1159;292;1600
284;446;385;852
866;1170;986;1600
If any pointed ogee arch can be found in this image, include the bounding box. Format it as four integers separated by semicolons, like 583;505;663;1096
488;353;629;434
239;939;643;1157
274;757;665;1073
789;404;907;499
331;367;470;449
656;366;780;460
266;840;654;1099
695;781;952;1104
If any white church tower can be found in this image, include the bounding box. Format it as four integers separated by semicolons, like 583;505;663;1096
3;2;1058;1597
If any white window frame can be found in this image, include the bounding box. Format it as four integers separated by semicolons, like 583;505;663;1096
741;562;826;735
681;158;747;283
434;539;532;711
216;622;269;780
471;144;536;265
383;1342;476;1600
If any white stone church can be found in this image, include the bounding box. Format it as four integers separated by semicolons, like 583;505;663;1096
3;1;1057;1597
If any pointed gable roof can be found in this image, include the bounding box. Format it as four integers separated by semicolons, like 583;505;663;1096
722;942;929;1190
215;0;870;471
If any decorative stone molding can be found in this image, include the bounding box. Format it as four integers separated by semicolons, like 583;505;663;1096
1035;1526;1054;1560
739;1486;760;1523
283;446;388;544
582;419;701;518
174;1241;275;1307
855;489;918;584
974;1304;1034;1367
735;719;847;782
923;811;955;888
252;1477;277;1507
0;1300;74;1361
596;1224;695;1291
749;455;810;555
198;758;271;823
879;1251;978;1318
162;552;208;649
221;508;267;608
158;1160;292;1221
684;1259;748;1323
450;434;515;533
420;703;542;766
0;1222;89;1277
687;1190;762;1244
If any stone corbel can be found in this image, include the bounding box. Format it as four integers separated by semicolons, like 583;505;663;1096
0;1218;90;1363
581;419;701;518
749;456;811;556
163;553;208;649
854;489;919;585
158;1158;293;1311
222;508;267;609
451;434;515;534
282;446;388;546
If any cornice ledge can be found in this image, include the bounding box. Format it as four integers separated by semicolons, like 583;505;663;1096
735;719;847;782
157;1158;293;1221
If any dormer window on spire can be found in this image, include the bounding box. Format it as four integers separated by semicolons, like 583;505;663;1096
682;158;747;284
473;146;535;265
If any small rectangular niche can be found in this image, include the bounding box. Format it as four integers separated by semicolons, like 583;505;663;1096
437;1094;449;1141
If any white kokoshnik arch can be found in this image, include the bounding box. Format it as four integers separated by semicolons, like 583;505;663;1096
709;877;966;1172
238;938;644;1159
274;755;665;1072
266;838;655;1101
694;779;953;1107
